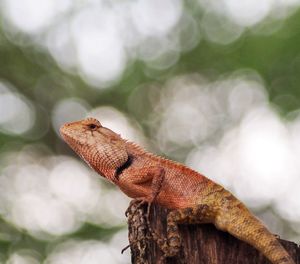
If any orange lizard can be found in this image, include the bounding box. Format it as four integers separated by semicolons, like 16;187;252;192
60;118;295;264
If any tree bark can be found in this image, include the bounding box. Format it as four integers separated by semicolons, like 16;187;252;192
127;203;299;264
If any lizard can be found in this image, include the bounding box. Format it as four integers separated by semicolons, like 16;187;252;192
60;117;295;264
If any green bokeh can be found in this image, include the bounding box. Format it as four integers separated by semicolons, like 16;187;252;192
1;4;300;261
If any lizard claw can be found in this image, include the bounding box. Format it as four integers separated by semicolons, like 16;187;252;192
121;244;131;254
122;234;152;254
125;199;148;218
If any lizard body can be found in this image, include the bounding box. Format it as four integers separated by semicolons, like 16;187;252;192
60;118;295;264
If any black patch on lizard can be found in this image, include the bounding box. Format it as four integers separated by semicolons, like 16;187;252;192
115;155;133;180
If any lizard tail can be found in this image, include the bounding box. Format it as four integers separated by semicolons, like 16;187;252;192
214;201;295;264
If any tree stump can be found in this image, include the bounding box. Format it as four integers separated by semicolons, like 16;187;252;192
127;203;299;264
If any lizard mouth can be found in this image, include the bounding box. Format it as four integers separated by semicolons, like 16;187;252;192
59;125;83;150
59;122;72;136
60;125;72;143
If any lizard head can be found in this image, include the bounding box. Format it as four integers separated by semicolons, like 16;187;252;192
60;118;128;182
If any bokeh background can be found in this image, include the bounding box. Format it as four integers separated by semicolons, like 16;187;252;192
1;0;300;263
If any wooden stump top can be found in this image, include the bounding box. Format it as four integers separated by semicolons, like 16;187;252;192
127;203;299;264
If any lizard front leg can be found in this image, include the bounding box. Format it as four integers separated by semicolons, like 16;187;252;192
125;166;165;217
123;167;165;255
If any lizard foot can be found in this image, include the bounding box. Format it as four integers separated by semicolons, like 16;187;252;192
122;233;152;253
125;198;148;218
126;199;170;257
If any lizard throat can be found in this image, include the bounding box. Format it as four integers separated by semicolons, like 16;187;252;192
115;155;133;180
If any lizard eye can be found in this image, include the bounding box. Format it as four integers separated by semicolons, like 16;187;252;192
87;123;98;130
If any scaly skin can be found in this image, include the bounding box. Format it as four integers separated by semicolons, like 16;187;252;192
60;118;295;264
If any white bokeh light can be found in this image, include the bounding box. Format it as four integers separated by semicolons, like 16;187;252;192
154;75;214;151
71;7;127;86
2;0;71;34
49;159;101;214
52;97;90;134
0;0;195;87
6;250;40;264
152;72;267;155
91;188;130;227
224;0;272;26
132;0;182;37
1;0;300;90
198;0;300;44
45;240;128;264
12;193;78;236
109;229;131;264
0;82;35;135
201;12;243;45
46;21;77;69
233;107;298;204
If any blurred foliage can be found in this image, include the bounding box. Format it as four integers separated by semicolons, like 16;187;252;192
1;2;300;263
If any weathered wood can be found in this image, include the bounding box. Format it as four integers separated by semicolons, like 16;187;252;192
127;203;299;264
